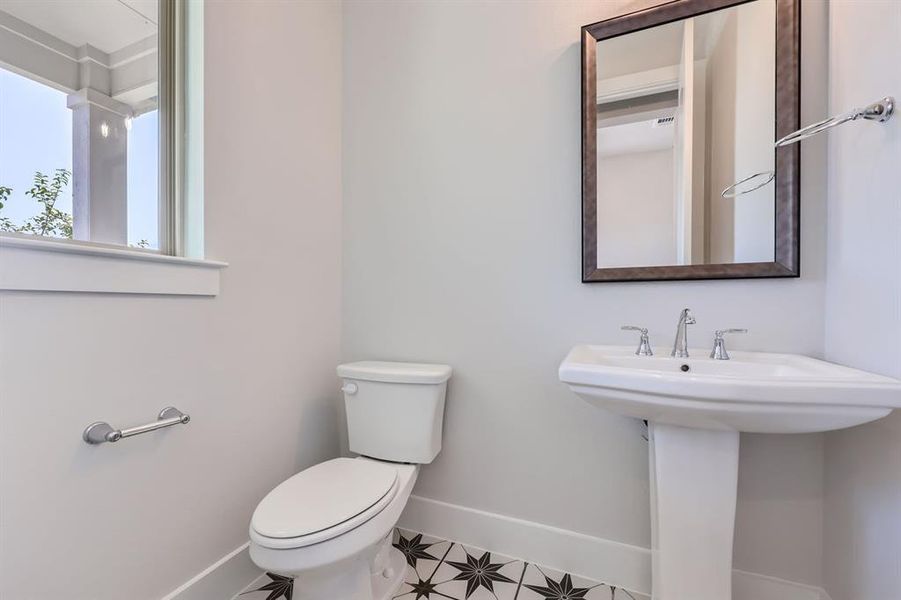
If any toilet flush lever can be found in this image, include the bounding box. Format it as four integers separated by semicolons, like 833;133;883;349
341;382;358;395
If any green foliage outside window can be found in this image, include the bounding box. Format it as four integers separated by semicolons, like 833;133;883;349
0;169;149;248
0;169;73;238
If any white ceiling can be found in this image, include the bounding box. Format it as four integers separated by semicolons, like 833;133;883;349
0;0;157;54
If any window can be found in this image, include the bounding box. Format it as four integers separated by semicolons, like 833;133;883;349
128;109;160;248
0;0;201;256
0;68;73;239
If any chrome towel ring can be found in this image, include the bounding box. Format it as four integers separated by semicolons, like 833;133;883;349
775;96;894;147
723;96;894;197
721;170;775;198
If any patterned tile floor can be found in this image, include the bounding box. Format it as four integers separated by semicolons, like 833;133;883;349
241;528;648;600
391;529;648;600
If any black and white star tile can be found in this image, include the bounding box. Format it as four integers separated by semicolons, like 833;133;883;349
239;529;647;600
391;529;648;600
240;571;295;600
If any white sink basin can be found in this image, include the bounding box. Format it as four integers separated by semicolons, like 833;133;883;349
561;343;901;600
559;345;901;433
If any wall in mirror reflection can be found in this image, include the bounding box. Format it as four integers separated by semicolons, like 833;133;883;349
595;0;776;268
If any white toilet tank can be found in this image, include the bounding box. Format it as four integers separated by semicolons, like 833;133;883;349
337;361;452;464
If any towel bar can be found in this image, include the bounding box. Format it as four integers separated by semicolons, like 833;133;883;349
82;407;190;445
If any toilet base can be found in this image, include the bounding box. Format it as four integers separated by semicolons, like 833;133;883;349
370;545;407;600
291;537;407;600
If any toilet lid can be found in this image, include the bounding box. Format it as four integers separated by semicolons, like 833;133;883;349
251;458;398;539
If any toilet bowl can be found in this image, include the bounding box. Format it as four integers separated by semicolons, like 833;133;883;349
248;361;452;600
249;457;418;600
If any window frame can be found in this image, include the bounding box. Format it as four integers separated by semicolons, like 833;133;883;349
159;0;181;256
0;0;224;294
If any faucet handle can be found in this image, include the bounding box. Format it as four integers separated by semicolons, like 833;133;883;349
622;325;653;356
622;325;648;333
710;328;747;360
714;328;748;338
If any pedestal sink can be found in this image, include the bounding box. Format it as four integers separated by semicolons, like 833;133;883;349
559;345;901;600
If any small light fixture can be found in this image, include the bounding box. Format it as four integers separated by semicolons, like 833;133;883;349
124;116;133;131
100;121;110;138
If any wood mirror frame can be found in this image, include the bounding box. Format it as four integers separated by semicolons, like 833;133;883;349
582;0;800;282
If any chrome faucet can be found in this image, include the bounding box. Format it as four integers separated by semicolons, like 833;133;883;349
671;308;696;358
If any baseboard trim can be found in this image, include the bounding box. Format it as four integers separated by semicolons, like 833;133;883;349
155;499;827;600
159;542;263;600
733;569;829;600
399;494;652;596
401;495;830;600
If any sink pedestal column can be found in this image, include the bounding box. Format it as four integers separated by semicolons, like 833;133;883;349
649;423;740;600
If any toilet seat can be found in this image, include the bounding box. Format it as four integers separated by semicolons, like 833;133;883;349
251;458;399;549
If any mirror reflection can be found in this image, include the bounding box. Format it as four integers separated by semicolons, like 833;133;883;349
595;0;775;268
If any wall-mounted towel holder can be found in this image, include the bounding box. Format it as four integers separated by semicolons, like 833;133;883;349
83;407;190;445
721;170;776;198
775;96;894;147
723;96;895;196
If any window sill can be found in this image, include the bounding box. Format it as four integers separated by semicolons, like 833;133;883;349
0;235;227;296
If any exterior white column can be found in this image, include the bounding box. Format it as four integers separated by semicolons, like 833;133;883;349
66;89;129;245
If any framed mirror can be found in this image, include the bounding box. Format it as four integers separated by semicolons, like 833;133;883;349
581;0;799;282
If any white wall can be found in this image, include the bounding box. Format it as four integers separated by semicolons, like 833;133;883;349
343;0;827;584
822;1;901;599
706;9;738;264
0;1;342;598
597;149;676;268
733;433;824;586
705;1;777;265
732;0;776;263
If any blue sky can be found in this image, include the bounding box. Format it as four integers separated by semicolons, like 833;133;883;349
0;67;159;248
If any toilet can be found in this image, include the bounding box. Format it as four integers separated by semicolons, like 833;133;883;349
248;361;452;600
